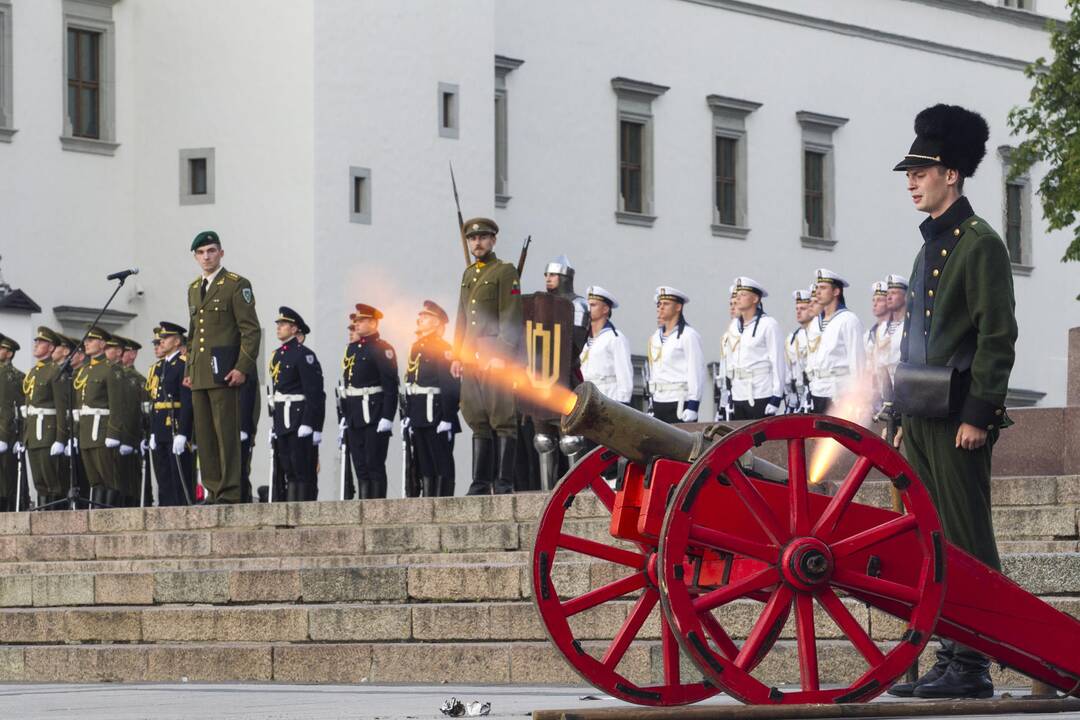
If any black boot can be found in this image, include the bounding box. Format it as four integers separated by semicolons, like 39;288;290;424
493;435;516;495
914;645;994;699
89;486;107;508
466;435;494;496
437;475;454;497
286;482;303;503
421;477;437;498
889;640;953;697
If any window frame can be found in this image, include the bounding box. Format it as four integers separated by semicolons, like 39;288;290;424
179;148;216;206
349;166;372;225
706;94;761;239
999;145;1034;275
494;55;523;207
0;1;14;142
796;110;848;250
438;82;459;140
611;76;669;227
60;0;120;156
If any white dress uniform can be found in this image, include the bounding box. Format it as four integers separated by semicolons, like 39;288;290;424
806;270;866;408
727;277;786;418
647;286;704;423
786;326;811;412
580;287;634;403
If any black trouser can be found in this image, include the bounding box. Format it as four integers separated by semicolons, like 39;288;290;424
277;430;316;500
413;425;455;496
347;424;390;499
240;437;254;503
732;400;768;420
810;395;834;414
651;401;680;424
151;442;194;506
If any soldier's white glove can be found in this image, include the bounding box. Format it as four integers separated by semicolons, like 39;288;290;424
436;421;453;435
297;424;313;438
172;435;187;455
0;441;8;453
240;431;249;442
119;444;134;455
764;403;779;416
376;418;393;434
337;419;346;444
312;431;322;445
13;441;24;455
401;417;411;429
139;440;149;453
50;441;65;457
65;440;75;456
679;409;698;423
105;438;121;449
148;435;157;451
268;432;276;447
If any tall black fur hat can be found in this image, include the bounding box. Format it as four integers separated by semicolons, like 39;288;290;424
893;104;989;177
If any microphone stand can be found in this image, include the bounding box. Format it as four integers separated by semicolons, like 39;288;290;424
37;275;130;511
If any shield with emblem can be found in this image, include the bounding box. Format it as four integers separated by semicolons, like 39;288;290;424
521;292;574;421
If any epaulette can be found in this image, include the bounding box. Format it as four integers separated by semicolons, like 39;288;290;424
191;278;201;289
966;216;1000;239
179;354;187;362
226;272;240;281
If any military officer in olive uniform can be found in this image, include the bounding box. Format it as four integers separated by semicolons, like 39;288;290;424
404;300;460;497
269;307;326;501
0;335;25;510
21;327;70;507
183;231;261;504
450;218;523;496
342;304;398;499
887;105;1018;700
74;327;127;507
114;336;148;506
148;322;195;506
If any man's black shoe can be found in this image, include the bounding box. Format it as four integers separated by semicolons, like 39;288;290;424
913;663;994;699
888;642;953;697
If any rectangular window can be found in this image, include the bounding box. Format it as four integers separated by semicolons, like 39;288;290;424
189;158;208;196
179;148;215;205
0;1;14;141
803;150;825;239
493;55;523;207
349;166;372;224
715;136;737;227
1005;182;1023;261
619;120;644;214
1001;0;1034;9
438;82;459;139
353;176;366;214
67;28;100;139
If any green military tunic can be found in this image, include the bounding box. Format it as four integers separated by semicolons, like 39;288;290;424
453;252;523;437
900;196;1017;571
0;360;24;501
74;355;126;492
21;359;71;497
116;365;148;504
185;266;261;503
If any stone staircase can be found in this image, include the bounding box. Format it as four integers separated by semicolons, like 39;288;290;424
0;475;1076;688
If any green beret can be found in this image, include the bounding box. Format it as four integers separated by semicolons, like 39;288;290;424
463;217;499;238
35;326;62;346
191;230;221;252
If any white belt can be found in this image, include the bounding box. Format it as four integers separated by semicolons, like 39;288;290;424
649;381;688;394
587;374;617;385
807;367;851;380
25;405;57;442
405;384;441;423
732;367;771;380
79;406;110;442
343;385;384;424
272;392;306;429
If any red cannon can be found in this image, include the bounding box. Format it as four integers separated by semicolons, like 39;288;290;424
531;382;1080;706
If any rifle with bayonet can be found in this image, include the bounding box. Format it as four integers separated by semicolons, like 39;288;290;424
449;162;470;267
517;235;531;279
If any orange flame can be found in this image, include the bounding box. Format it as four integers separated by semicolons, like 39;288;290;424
808;373;875;484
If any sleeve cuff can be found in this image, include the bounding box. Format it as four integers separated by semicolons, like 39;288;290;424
685;400;700;412
959;393;1006;430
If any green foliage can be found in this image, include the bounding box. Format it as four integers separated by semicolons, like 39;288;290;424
1007;1;1080;297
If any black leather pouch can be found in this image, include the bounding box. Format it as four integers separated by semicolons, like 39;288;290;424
893;362;966;418
210;346;239;385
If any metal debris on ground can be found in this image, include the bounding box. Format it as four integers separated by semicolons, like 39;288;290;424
440;697;491;717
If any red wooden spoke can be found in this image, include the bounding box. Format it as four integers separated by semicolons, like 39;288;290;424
558;533;646;569
735;585;793;670
722;463;789;544
562;572;647;617
688;524;778;564
811;455;874;541
817;587;886;667
830;514;919;560
794;593;820;692
831;567;921;605
693;566;781;613
662;616;681;686
700;610;741;660
589;475;616;513
788;438;810;537
602;588;658;669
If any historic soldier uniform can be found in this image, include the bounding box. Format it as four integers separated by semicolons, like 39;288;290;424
805;269;866;413
111;336;147;506
404;301;460;497
342;304;398;499
647;287;704;424
74;327;127;507
580;286;633;403
270;307;326;501
148;322;195;506
0;335;24;510
185;231;261;504
728;277;786;420
785;289;815;414
21;327;70;507
888;105;1017;700
453;218;523;495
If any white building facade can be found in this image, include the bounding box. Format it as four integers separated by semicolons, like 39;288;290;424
1;0;1077;496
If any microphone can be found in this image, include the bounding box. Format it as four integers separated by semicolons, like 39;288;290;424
106;268;139;281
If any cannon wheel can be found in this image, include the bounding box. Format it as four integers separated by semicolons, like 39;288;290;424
659;415;946;705
531;446;720;706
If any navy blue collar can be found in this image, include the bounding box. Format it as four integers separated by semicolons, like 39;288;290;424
919;196;973;244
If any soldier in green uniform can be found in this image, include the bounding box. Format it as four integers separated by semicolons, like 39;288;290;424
888;105;1018;699
103;335;138;505
21;327;70;508
119;337;150;506
0;334;24;510
183;231;261;504
74;326;127;507
450;218;523;495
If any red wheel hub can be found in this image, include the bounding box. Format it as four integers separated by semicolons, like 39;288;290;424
781;538;833;591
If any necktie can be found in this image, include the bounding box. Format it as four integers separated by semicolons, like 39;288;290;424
200;279;208;300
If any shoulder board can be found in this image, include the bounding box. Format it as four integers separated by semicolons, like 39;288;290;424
179;354;187;362
965;216;1001;239
226;272;241;280
190;279;201;289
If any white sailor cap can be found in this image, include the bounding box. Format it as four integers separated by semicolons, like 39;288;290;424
728;285;737;298
732;276;767;298
871;281;889;296
814;268;849;288
886;273;910;289
586;285;618;309
655;286;689;304
793;289;814;303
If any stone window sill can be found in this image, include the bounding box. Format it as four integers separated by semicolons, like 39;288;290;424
0;127;16;143
800;235;837;250
60;135;119;156
711;224;750;240
615;211;657;228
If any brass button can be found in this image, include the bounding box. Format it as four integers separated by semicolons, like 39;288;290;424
471;299;476;304
953;229;960;237
200;310;205;314
941;249;948;257
987;424;994;430
928;290;934;298
932;269;940;277
925;310;931;317
995;408;1003;416
903;331;908;338
471;321;476;325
